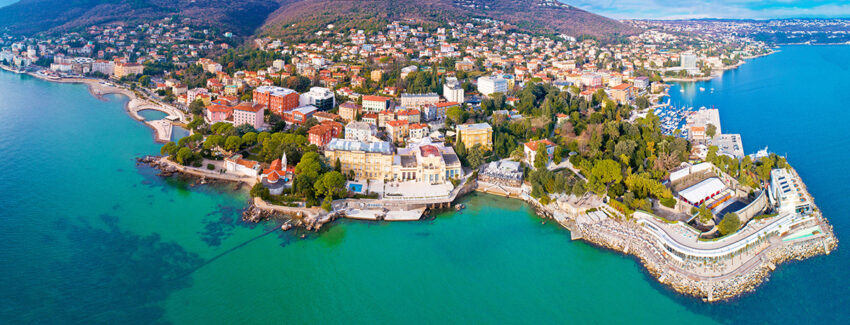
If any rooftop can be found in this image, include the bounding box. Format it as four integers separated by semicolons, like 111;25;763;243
326;138;392;154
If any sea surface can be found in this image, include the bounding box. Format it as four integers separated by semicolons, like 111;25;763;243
0;45;847;324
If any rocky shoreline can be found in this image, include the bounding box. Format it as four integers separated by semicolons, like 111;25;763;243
140;152;839;302
524;193;838;302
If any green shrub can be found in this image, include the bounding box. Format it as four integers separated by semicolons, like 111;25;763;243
206;163;215;170
660;197;677;208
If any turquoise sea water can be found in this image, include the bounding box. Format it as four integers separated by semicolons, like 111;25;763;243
0;45;847;324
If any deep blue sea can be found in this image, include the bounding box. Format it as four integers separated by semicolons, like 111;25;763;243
0;45;847;324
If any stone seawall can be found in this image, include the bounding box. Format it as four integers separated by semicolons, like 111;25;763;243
521;193;838;302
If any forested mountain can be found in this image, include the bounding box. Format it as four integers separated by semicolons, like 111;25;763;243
0;0;638;39
263;0;639;40
0;0;279;35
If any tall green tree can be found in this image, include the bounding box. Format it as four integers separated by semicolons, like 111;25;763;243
718;212;741;235
534;142;548;170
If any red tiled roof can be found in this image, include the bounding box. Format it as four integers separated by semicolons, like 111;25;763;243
235;158;258;169
362;95;391;102
386;120;408;127
206;104;232;113
524;139;556;150
611;83;632;90
234;102;263;112
434;102;459;108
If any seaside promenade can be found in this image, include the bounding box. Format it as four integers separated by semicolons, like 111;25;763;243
26;72;187;143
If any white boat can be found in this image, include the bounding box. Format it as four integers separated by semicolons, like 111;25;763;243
699;87;705;92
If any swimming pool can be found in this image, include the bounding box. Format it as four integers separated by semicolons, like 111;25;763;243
783;226;821;242
348;183;363;192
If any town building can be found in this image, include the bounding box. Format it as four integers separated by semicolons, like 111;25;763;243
312;111;340;123
345;121;377;142
408;123;430;140
308;120;344;147
338;101;361;122
423;102;457;121
400;93;440;109
609;83;633;104
393;139;462;184
523;139;557;165
677;177;730;209
283;105;318;124
769;168;813;215
456;123;493;150
261;154;292;195
443;77;464;103
362;95;392;113
205;103;233;124
253;86;299;116
396;109;421;124
91;60;114;75
224;154;261;177
477;75;507;96
114;62;143;78
299;87;335;111
232;102;265;130
324;139;394;181
378;110;395;128
386;120;409;143
479;159;523;187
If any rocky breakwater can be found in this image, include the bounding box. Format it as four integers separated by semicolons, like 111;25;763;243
242;198;340;233
523;195;839;302
138;155;179;177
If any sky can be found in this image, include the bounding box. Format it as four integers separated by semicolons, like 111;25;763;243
564;0;850;19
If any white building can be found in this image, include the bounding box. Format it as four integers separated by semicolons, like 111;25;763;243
400;93;440;109
299;87;335;111
187;88;209;104
345;121;377;142
769;168;813;215
91;60;114;75
681;52;698;70
443;77;464;103
477;75;507;96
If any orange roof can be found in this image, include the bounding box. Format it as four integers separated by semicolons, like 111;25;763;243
234;102;263;112
397;109;420;116
409;123;429;129
206;104;232;113
362;95;391;102
236;158;258;169
524;139;556;150
308;124;333;136
434;101;460;108
386;120;408;127
612;83;632;90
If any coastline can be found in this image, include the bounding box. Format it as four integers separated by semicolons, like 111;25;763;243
521;184;838;302
663;49;777;83
15;68;184;143
6;54;836;304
